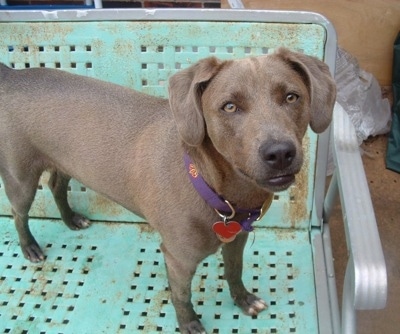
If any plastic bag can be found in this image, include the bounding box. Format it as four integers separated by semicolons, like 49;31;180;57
335;48;391;145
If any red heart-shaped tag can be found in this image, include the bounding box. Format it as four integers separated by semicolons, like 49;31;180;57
213;221;242;243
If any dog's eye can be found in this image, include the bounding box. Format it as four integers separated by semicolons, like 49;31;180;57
286;93;299;104
222;103;238;113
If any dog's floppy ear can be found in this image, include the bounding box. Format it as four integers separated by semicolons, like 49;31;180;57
168;57;224;146
276;48;336;133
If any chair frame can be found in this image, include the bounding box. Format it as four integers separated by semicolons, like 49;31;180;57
0;8;387;334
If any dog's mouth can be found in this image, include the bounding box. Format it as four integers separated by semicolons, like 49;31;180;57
265;174;295;189
237;168;295;191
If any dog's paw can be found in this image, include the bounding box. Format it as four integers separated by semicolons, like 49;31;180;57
66;213;91;230
180;320;207;334
234;293;268;316
22;242;45;263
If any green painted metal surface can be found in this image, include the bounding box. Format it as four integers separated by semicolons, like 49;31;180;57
0;218;318;333
0;18;327;333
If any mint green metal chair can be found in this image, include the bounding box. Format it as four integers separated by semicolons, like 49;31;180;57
0;8;386;334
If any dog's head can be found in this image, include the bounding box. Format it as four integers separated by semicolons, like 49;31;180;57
168;48;336;192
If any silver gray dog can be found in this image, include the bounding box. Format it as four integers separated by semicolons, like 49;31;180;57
0;48;335;333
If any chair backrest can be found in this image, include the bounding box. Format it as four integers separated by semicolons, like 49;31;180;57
0;9;337;229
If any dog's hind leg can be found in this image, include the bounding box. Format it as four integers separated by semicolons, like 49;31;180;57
1;168;44;262
222;233;268;316
48;170;90;230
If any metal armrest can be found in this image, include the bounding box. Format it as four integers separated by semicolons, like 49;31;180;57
330;102;387;332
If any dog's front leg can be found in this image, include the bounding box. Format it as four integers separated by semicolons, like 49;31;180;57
222;233;268;316
161;243;206;334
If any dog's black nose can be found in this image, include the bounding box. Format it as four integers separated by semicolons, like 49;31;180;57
259;141;296;170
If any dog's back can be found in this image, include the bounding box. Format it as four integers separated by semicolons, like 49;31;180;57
0;64;172;209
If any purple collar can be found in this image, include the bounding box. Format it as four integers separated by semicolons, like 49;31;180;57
184;153;271;231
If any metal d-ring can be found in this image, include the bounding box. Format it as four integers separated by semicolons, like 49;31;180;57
214;200;236;223
256;195;274;221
